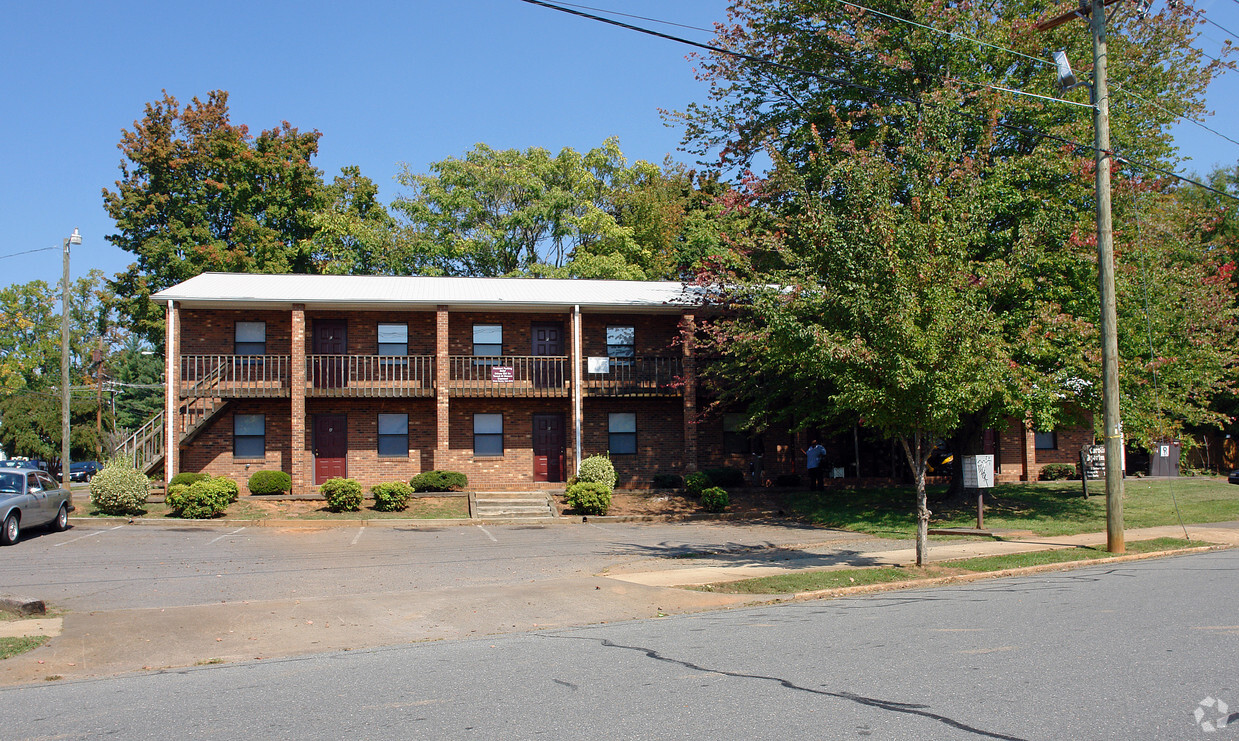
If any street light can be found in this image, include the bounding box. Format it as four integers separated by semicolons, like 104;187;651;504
61;228;81;489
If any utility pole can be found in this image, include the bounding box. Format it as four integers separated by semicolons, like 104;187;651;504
61;228;81;490
1037;0;1125;552
94;339;104;460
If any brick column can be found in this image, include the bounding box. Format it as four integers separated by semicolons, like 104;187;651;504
164;300;180;487
290;304;307;494
1022;416;1036;481
680;311;698;473
434;305;451;468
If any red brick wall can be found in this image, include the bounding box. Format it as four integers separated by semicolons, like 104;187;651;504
581;314;680;356
582;398;685;487
180;310;291;355
696;413;799;479
184;399;291;491
303;311;437;355
448;312;572;355
437;398;574;489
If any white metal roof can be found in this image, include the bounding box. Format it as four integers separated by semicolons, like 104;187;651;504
151;273;700;312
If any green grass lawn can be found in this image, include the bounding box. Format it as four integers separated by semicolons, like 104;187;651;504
698;537;1204;594
787;478;1239;538
0;636;48;660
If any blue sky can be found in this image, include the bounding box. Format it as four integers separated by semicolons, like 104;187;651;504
2;0;1236;292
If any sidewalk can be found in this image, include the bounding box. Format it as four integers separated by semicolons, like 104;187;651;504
2;522;1234;686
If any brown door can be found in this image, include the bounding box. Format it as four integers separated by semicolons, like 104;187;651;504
531;323;563;388
313;319;348;388
532;414;566;482
314;414;348;484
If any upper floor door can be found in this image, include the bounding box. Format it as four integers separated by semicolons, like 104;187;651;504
531;322;563;388
313;319;348;388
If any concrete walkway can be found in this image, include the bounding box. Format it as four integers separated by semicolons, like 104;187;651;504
2;521;1234;687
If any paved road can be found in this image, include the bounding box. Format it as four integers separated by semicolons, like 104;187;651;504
2;548;1235;740
5;518;879;611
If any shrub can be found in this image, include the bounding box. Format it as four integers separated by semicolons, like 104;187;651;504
775;473;801;487
703;467;745;488
371;481;413;512
248;470;291;495
169;472;210;487
1039;463;1076;481
89;460;150;516
565;481;611;516
652;473;683;489
700;486;729;513
322;477;363;512
685;471;710;497
166;479;233;519
410;470;468;492
215;477;240;503
578;454;617;490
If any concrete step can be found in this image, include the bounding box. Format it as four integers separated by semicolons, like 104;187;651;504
473;493;557;520
476;505;553;515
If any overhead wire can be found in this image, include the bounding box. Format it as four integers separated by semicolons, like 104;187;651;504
0;246;58;262
517;0;1239;203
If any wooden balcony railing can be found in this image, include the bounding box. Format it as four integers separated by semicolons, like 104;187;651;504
581;357;683;396
306;355;434;397
447;356;569;397
180;355;291;397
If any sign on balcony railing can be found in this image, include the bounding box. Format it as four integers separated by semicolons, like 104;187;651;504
581;356;682;396
491;366;515;383
448;356;568;396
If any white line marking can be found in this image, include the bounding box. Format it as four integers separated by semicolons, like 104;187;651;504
350;527;365;546
476;525;497;542
587;523;607;531
54;525;123;547
206;527;246;546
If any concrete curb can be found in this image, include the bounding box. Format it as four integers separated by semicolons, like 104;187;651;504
67;510;766;529
783;545;1225;602
0;596;46;616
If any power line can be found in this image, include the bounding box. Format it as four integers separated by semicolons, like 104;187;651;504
1170;0;1239;42
0;246;58;262
518;0;1239;203
549;2;716;34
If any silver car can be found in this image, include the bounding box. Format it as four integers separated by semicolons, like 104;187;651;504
0;467;74;545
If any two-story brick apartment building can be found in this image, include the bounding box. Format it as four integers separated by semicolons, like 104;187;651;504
145;273;1092;495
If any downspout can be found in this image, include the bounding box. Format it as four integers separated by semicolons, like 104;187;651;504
573;304;583;475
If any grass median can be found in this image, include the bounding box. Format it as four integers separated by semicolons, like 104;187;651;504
788;478;1239;538
693;537;1208;594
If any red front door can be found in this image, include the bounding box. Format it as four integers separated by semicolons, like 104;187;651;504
314;414;348;484
532;414;565;482
313;319;348;388
532;323;563;388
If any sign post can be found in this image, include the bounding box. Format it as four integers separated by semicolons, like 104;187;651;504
962;454;994;530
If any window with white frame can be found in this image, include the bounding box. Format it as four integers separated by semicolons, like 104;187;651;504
235;322;266;355
606;326;635;365
608;412;637;455
378;414;409;457
377;323;408;356
234;414;266;458
473;324;502;356
474;413;503;456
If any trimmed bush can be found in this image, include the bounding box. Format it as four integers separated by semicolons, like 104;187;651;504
1039;463;1076;481
216;477;240;503
410;470;467;492
89;460;150;516
565;481;611;516
169;472;210;487
685;471;710;497
577;455;617;490
322;477;363;512
371;481;413;512
700;486;729;513
652;473;683;489
166;479;233;519
248;470;291;496
703;467;745;488
775;473;801;487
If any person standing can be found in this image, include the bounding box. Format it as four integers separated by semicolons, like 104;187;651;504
805;439;827;491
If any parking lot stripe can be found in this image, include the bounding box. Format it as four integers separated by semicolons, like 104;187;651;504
476;525;498;542
53;524;123;546
206;527;246;546
350;527;365;546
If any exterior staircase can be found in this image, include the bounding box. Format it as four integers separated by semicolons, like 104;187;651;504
472;491;560;520
115;362;232;476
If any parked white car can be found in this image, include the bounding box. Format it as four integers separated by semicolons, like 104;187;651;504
0;467;73;545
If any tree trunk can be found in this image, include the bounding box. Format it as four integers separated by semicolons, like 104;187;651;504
899;432;932;566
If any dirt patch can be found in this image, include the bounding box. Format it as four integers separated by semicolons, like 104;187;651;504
554;488;795;518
